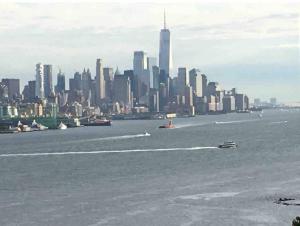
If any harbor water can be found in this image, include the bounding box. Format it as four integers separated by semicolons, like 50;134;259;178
0;109;299;225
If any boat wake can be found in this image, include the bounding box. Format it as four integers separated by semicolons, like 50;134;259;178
215;119;259;125
0;146;218;158
270;121;288;125
71;133;151;143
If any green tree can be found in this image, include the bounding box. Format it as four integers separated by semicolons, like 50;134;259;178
292;216;300;226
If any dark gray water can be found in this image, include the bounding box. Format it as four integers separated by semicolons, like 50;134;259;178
0;109;299;225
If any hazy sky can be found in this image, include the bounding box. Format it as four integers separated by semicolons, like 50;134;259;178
0;0;299;103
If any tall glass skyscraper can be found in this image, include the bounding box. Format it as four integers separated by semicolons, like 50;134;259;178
159;10;172;77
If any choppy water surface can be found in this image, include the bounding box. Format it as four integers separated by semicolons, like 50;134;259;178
0;109;300;225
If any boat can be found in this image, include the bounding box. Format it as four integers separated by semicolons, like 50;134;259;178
143;130;151;136
83;119;111;126
218;141;238;149
17;121;32;132
58;122;67;130
31;120;48;131
159;120;175;129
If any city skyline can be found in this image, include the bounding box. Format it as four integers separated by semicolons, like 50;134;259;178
0;1;299;103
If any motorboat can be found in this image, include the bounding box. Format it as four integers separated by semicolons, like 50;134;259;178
17;121;32;132
31;120;48;131
159;120;175;129
218;141;238;149
58;122;67;130
143;130;151;136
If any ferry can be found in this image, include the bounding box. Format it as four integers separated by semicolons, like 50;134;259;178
83;119;111;126
159;120;175;129
218;141;238;149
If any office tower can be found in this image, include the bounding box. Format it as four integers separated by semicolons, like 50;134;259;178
149;88;159;112
178;67;189;95
113;74;132;107
28;81;36;102
103;67;114;100
223;95;236;113
1;78;20;100
207;82;221;96
43;64;53;97
159;10;172;76
133;51;148;99
56;70;65;93
235;94;245;110
189;69;207;97
147;57;157;88
159;83;167;111
82;68;92;99
152;66;160;90
133;51;147;79
96;58;105;101
35;63;44;99
184;85;193;107
0;82;8;100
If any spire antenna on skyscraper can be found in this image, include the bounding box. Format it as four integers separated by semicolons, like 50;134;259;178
164;9;166;29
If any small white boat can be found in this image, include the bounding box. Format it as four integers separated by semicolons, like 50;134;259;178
58;122;67;130
143;130;151;136
31;120;48;131
218;141;238;149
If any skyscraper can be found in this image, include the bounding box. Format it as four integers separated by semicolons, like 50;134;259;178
56;70;65;93
103;67;114;100
178;67;189;95
43;64;53;97
96;58;105;101
1;78;20;100
133;51;147;99
35;63;44;99
189;69;207;97
159;10;172;76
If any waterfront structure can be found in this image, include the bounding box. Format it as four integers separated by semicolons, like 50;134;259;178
96;58;105;101
43;64;53;98
1;78;20;100
159;10;172;76
35;63;44;99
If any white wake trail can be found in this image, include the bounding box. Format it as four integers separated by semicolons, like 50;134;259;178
0;147;218;158
215;119;259;125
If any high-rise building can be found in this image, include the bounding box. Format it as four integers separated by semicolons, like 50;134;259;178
133;51;148;99
96;59;105;101
55;70;65;93
43;64;53;97
178;67;189;95
184;85;193;107
28;80;36;102
147;57;157;88
159;10;172;76
113;74;132;107
103;67;114;100
189;69;207;97
1;78;20;100
82;68;92;100
35;63;44;99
